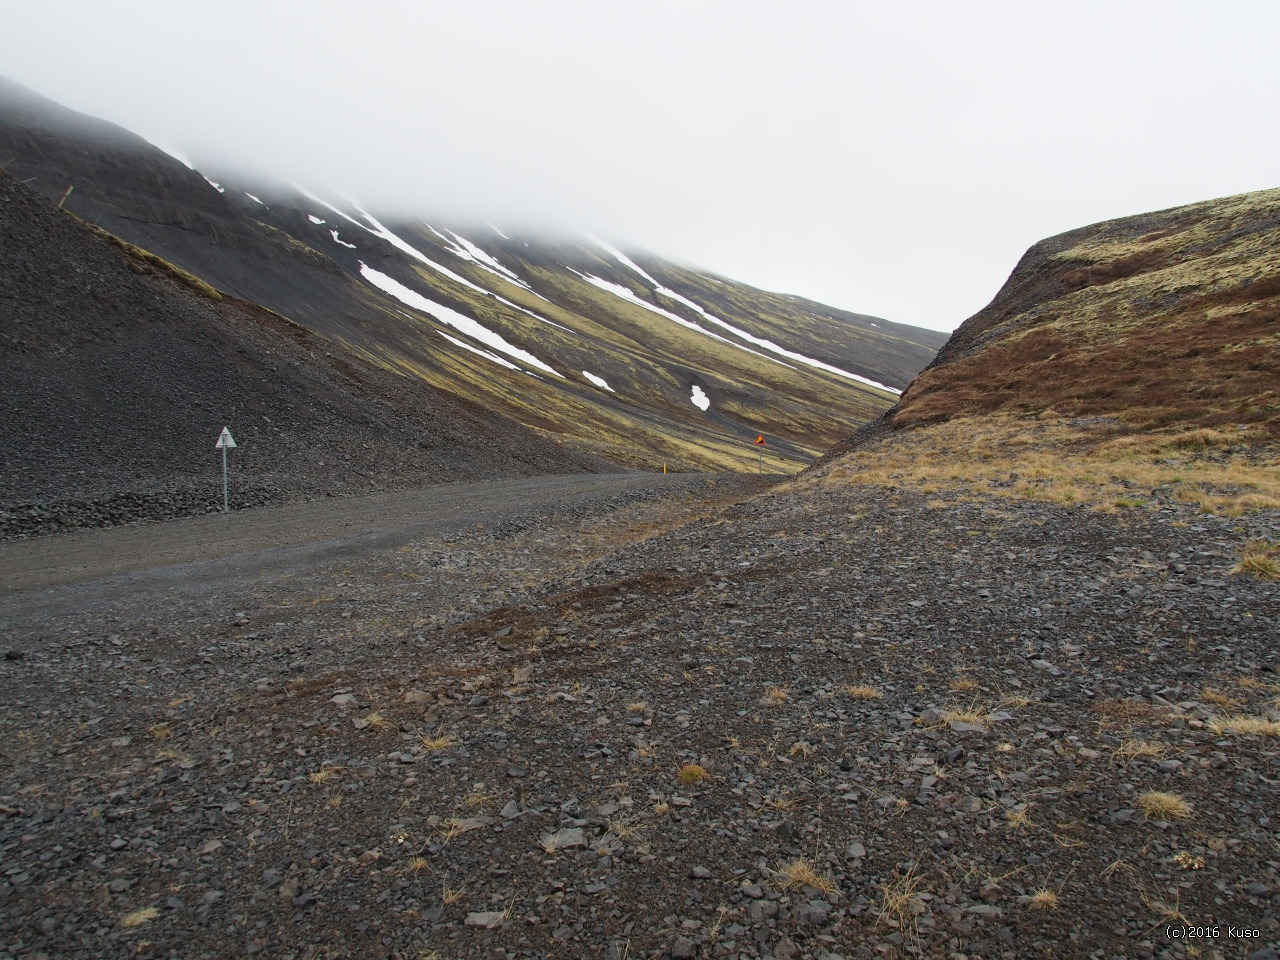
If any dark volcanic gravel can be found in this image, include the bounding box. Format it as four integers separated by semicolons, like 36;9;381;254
0;478;1277;960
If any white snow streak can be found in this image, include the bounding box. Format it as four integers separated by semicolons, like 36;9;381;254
331;230;356;249
592;237;659;286
246;193;263;205
572;271;781;365
340;201;568;329
358;262;560;377
437;228;525;286
203;176;225;194
582;371;615;392
691;385;710;411
438;331;521;371
596;241;900;395
308;214;325;225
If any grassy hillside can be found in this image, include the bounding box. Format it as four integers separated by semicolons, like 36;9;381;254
811;188;1280;518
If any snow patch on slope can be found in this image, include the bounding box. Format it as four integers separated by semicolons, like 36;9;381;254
296;190;569;331
438;331;521;371
597;241;900;394
572;270;783;366
307;214;325;225
331;230;356;249
433;227;525;285
358;262;560;377
593;237;659;287
691;385;710;411
582;371;615;392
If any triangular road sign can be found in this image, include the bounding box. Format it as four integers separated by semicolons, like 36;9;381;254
216;426;237;449
754;434;767;446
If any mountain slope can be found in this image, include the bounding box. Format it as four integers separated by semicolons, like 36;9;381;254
891;187;1280;434
814;188;1280;514
0;75;945;472
0;170;606;537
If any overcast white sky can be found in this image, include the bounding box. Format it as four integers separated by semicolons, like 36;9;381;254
3;1;1277;331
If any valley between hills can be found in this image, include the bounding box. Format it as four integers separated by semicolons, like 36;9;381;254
1;78;1279;960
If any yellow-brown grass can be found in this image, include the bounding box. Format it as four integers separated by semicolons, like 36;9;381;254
1201;687;1242;711
1232;540;1280;580
1136;790;1191;821
761;686;788;706
778;858;837;896
875;863;928;937
1028;889;1059;910
1112;739;1168;762
846;683;883;700
1005;806;1033;831
419;728;461;752
1207;714;1280;737
677;763;708;784
814;415;1280;516
120;906;159;928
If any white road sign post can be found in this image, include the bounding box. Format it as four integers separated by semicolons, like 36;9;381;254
215;427;237;513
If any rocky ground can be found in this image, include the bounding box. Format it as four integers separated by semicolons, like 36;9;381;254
0;475;1277;960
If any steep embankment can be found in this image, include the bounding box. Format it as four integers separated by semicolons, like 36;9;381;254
0;75;946;471
817;188;1280;514
0;172;606;538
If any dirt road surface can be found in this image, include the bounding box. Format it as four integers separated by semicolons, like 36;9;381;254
0;472;753;628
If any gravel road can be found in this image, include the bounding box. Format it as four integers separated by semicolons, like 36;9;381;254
0;472;757;626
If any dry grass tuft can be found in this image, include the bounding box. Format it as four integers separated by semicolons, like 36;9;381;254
677;763;708;784
309;765;343;785
1028;889;1059;910
1112;739;1168;762
359;711;391;730
951;674;979;692
419;728;461;752
626;701;649;713
148;723;172;741
1136;790;1191;821
1231;540;1280;580
937;702;989;729
1201;687;1242;711
778;858;838;896
405;856;429;874
120;906;159;928
761;686;789;706
1005;806;1033;831
876;863;929;936
1207;714;1280;737
846;683;883;700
